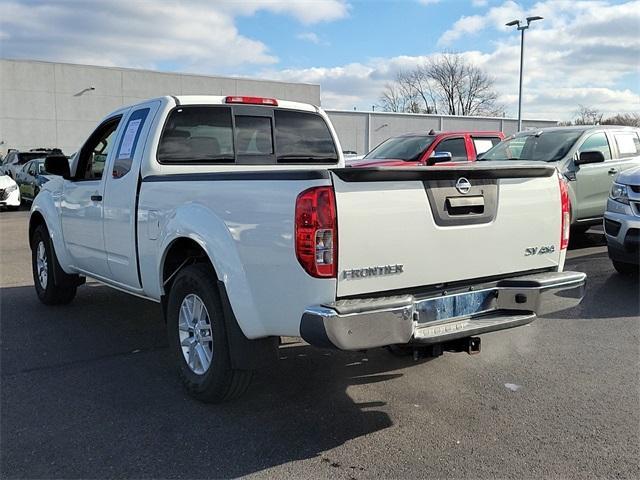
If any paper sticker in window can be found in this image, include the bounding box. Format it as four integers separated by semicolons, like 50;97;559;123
113;108;150;178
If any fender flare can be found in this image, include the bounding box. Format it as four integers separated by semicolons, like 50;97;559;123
30;187;74;274
156;203;266;339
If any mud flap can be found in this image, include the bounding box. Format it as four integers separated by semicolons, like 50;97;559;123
216;280;279;370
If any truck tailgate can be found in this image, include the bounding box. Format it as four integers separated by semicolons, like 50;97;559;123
332;165;562;297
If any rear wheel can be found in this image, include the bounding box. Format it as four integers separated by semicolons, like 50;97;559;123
166;263;252;403
612;260;639;276
31;224;78;305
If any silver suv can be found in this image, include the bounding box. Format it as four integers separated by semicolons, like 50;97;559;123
604;166;640;274
480;126;640;234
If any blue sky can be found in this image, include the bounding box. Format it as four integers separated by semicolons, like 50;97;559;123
1;0;639;119
237;1;496;68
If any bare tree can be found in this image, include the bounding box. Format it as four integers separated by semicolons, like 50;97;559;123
399;68;438;114
378;82;405;113
602;112;640;127
560;108;639;127
378;53;503;116
574;104;603;125
378;73;422;113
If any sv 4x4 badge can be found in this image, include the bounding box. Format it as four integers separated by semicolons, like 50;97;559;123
524;245;555;256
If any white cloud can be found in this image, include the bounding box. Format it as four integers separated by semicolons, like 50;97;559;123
296;32;329;45
472;0;489;6
438;0;524;46
225;0;350;24
0;0;349;70
263;1;640;119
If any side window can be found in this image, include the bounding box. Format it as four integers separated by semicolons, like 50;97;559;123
28;162;37;175
435;138;467;161
157;106;234;163
274;110;337;163
75;117;121;181
472;137;501;156
112;108;150;179
579;132;611;160
235;116;274;155
613;132;640;159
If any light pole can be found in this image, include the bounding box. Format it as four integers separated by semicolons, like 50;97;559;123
506;16;543;132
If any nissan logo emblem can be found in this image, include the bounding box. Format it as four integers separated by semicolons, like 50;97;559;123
455;177;472;194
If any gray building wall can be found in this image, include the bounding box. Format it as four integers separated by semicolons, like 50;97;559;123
0;59;321;156
326;110;558;155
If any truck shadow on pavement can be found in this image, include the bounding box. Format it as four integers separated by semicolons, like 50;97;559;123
1;283;432;479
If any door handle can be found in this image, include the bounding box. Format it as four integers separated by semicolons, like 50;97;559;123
90;195;103;202
608;168;618;175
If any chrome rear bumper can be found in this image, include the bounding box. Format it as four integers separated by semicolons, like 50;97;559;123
300;271;586;350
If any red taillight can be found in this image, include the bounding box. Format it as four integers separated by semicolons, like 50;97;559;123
295;186;337;278
224;96;278;106
559;172;570;250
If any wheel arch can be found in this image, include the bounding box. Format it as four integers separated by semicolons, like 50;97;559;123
153;204;266;340
160;235;277;370
29;191;75;275
28;210;47;248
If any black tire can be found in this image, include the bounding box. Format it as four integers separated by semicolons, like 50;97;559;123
31;224;78;305
612;260;639;276
166;263;252;403
571;224;590;236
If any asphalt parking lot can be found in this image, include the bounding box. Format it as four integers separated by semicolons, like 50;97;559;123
1;209;638;479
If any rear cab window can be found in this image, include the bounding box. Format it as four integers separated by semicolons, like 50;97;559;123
275;110;338;163
612;131;640;159
472;137;501;156
157;106;338;165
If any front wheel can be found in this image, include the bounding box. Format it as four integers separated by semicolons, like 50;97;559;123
612;260;639;276
166;263;252;403
31;225;78;305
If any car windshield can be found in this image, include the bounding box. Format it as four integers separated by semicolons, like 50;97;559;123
480;130;584;162
365;135;435;161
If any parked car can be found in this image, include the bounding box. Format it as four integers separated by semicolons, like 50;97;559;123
0;174;21;210
1;148;63;179
350;130;504;167
15;158;52;204
480;126;640;234
31;95;585;402
604;166;640;274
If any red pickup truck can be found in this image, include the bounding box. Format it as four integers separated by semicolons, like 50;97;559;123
350;130;504;167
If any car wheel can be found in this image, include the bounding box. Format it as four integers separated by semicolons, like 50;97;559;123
612;260;639;276
31;224;78;305
166;263;252;403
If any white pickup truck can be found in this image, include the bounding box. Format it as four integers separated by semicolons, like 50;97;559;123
30;95;585;402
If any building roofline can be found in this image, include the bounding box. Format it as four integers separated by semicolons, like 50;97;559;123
325;109;558;123
0;57;320;89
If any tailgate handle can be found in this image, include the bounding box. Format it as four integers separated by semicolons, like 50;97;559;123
446;196;484;215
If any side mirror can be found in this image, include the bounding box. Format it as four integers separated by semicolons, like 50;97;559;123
575;150;605;166
427;151;453;166
44;155;71;179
